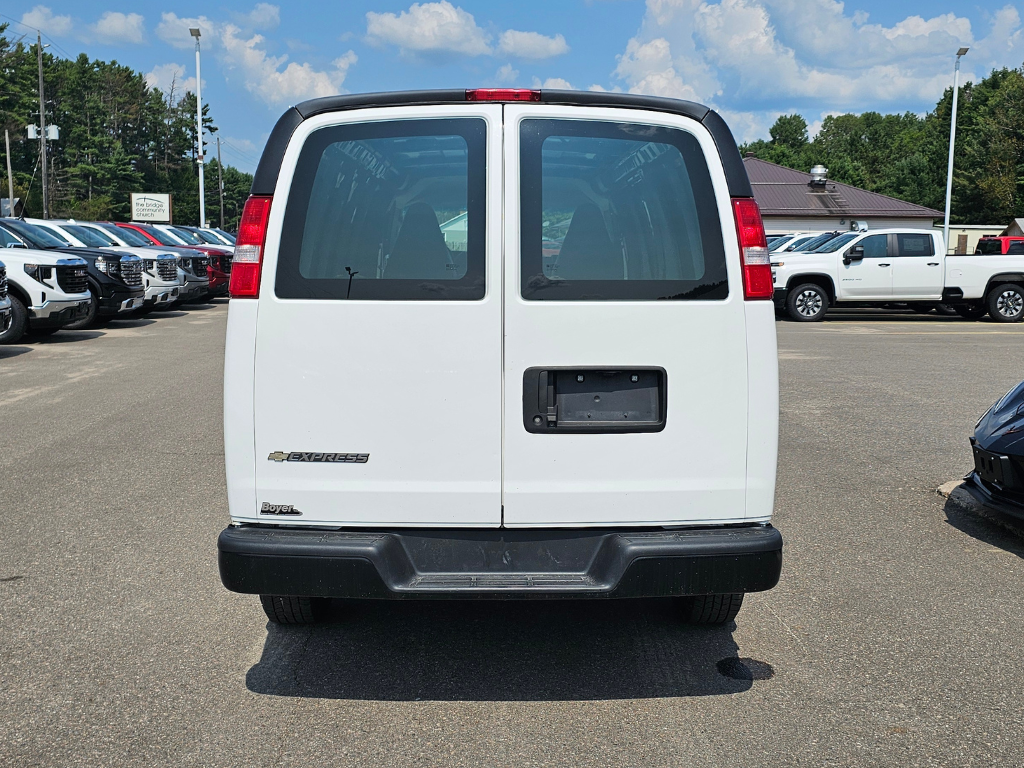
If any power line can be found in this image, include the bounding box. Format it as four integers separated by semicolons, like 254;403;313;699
0;13;76;60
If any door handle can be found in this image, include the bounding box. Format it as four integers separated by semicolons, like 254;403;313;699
927;262;939;266
878;263;890;267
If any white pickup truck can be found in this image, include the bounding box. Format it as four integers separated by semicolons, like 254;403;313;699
772;229;1024;322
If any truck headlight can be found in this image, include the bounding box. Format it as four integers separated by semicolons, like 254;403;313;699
24;264;53;283
95;256;120;276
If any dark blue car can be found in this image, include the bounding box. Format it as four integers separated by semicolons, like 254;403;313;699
966;380;1024;524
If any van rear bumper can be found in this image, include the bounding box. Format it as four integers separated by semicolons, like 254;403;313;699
218;524;783;599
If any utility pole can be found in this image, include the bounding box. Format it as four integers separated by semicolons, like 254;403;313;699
36;32;49;220
943;47;969;253
190;27;205;228
216;136;224;229
4;130;13;217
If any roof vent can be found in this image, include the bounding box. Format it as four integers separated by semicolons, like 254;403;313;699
809;165;828;187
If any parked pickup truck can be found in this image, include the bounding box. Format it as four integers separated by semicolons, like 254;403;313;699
27;219;182;309
0;219;145;329
0;260;11;333
772;229;1024;322
0;237;91;344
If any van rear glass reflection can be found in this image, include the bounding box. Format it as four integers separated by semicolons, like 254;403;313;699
519;119;727;301
276;118;486;300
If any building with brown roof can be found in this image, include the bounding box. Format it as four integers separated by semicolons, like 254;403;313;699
744;156;942;235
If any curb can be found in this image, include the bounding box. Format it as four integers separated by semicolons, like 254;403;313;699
938;479;1024;537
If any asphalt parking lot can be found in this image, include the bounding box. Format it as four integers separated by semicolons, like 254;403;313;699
2;304;1024;767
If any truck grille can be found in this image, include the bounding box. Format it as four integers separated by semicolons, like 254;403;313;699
0;266;7;300
56;265;89;294
222;252;232;274
121;260;143;287
157;260;178;280
193;257;209;278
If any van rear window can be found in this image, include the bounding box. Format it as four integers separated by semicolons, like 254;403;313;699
276;118;486;300
519;120;728;301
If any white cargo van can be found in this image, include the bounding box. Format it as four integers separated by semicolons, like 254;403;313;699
219;89;783;626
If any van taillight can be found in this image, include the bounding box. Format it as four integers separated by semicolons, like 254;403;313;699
466;88;540;102
732;197;773;300
229;195;272;298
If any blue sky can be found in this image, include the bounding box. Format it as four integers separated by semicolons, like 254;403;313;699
4;1;1023;173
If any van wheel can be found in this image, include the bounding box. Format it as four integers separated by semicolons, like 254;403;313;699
0;296;28;344
63;295;98;331
987;283;1024;323
956;304;987;320
786;283;829;322
678;593;744;625
259;595;328;625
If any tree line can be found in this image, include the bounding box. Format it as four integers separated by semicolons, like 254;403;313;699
741;66;1024;225
0;25;253;229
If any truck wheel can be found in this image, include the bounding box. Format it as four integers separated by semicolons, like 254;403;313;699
259;595;328;625
935;303;959;316
987;283;1024;323
786;283;829;322
0;296;28;344
678;593;744;625
956;305;987;320
63;295;98;331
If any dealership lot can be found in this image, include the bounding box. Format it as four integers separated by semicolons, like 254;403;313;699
1;305;1023;767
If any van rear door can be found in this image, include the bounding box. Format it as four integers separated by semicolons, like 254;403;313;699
252;105;503;526
502;104;750;527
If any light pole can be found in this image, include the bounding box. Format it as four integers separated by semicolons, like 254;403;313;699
943;46;969;253
190;27;206;229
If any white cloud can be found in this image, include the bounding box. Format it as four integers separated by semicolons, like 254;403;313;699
495;63;520;84
611;0;1024;137
221;25;357;106
498;30;569;59
154;7;357;107
21;5;145;45
20;6;73;37
87;12;145;45
532;76;574;90
366;2;492;56
144;63;198;96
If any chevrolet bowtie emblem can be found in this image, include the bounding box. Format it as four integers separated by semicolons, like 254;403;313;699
268;451;289;462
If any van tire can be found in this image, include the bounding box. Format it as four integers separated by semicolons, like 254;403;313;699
986;283;1024;323
679;593;744;625
786;283;829;322
259;595;328;625
63;295;98;331
0;296;28;344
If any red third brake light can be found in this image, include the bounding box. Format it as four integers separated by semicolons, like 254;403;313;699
732;197;773;300
229;195;272;298
466;88;541;102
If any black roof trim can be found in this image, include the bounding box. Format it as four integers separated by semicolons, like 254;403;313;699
250;89;753;198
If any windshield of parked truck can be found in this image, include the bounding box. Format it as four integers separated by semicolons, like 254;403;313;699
975;239;1004;255
138;226;181;247
65;224;116;247
769;236;796;253
170;227;204;245
790;232;838;252
812;233;859;253
96;223;147;246
780;235;815;252
3;219;68;248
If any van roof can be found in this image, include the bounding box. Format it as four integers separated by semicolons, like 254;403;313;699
251;88;753;201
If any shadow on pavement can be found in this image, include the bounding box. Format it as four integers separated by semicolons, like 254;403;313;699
28;330;105;344
944;497;1024;558
0;345;32;358
246;598;761;701
104;317;158;328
